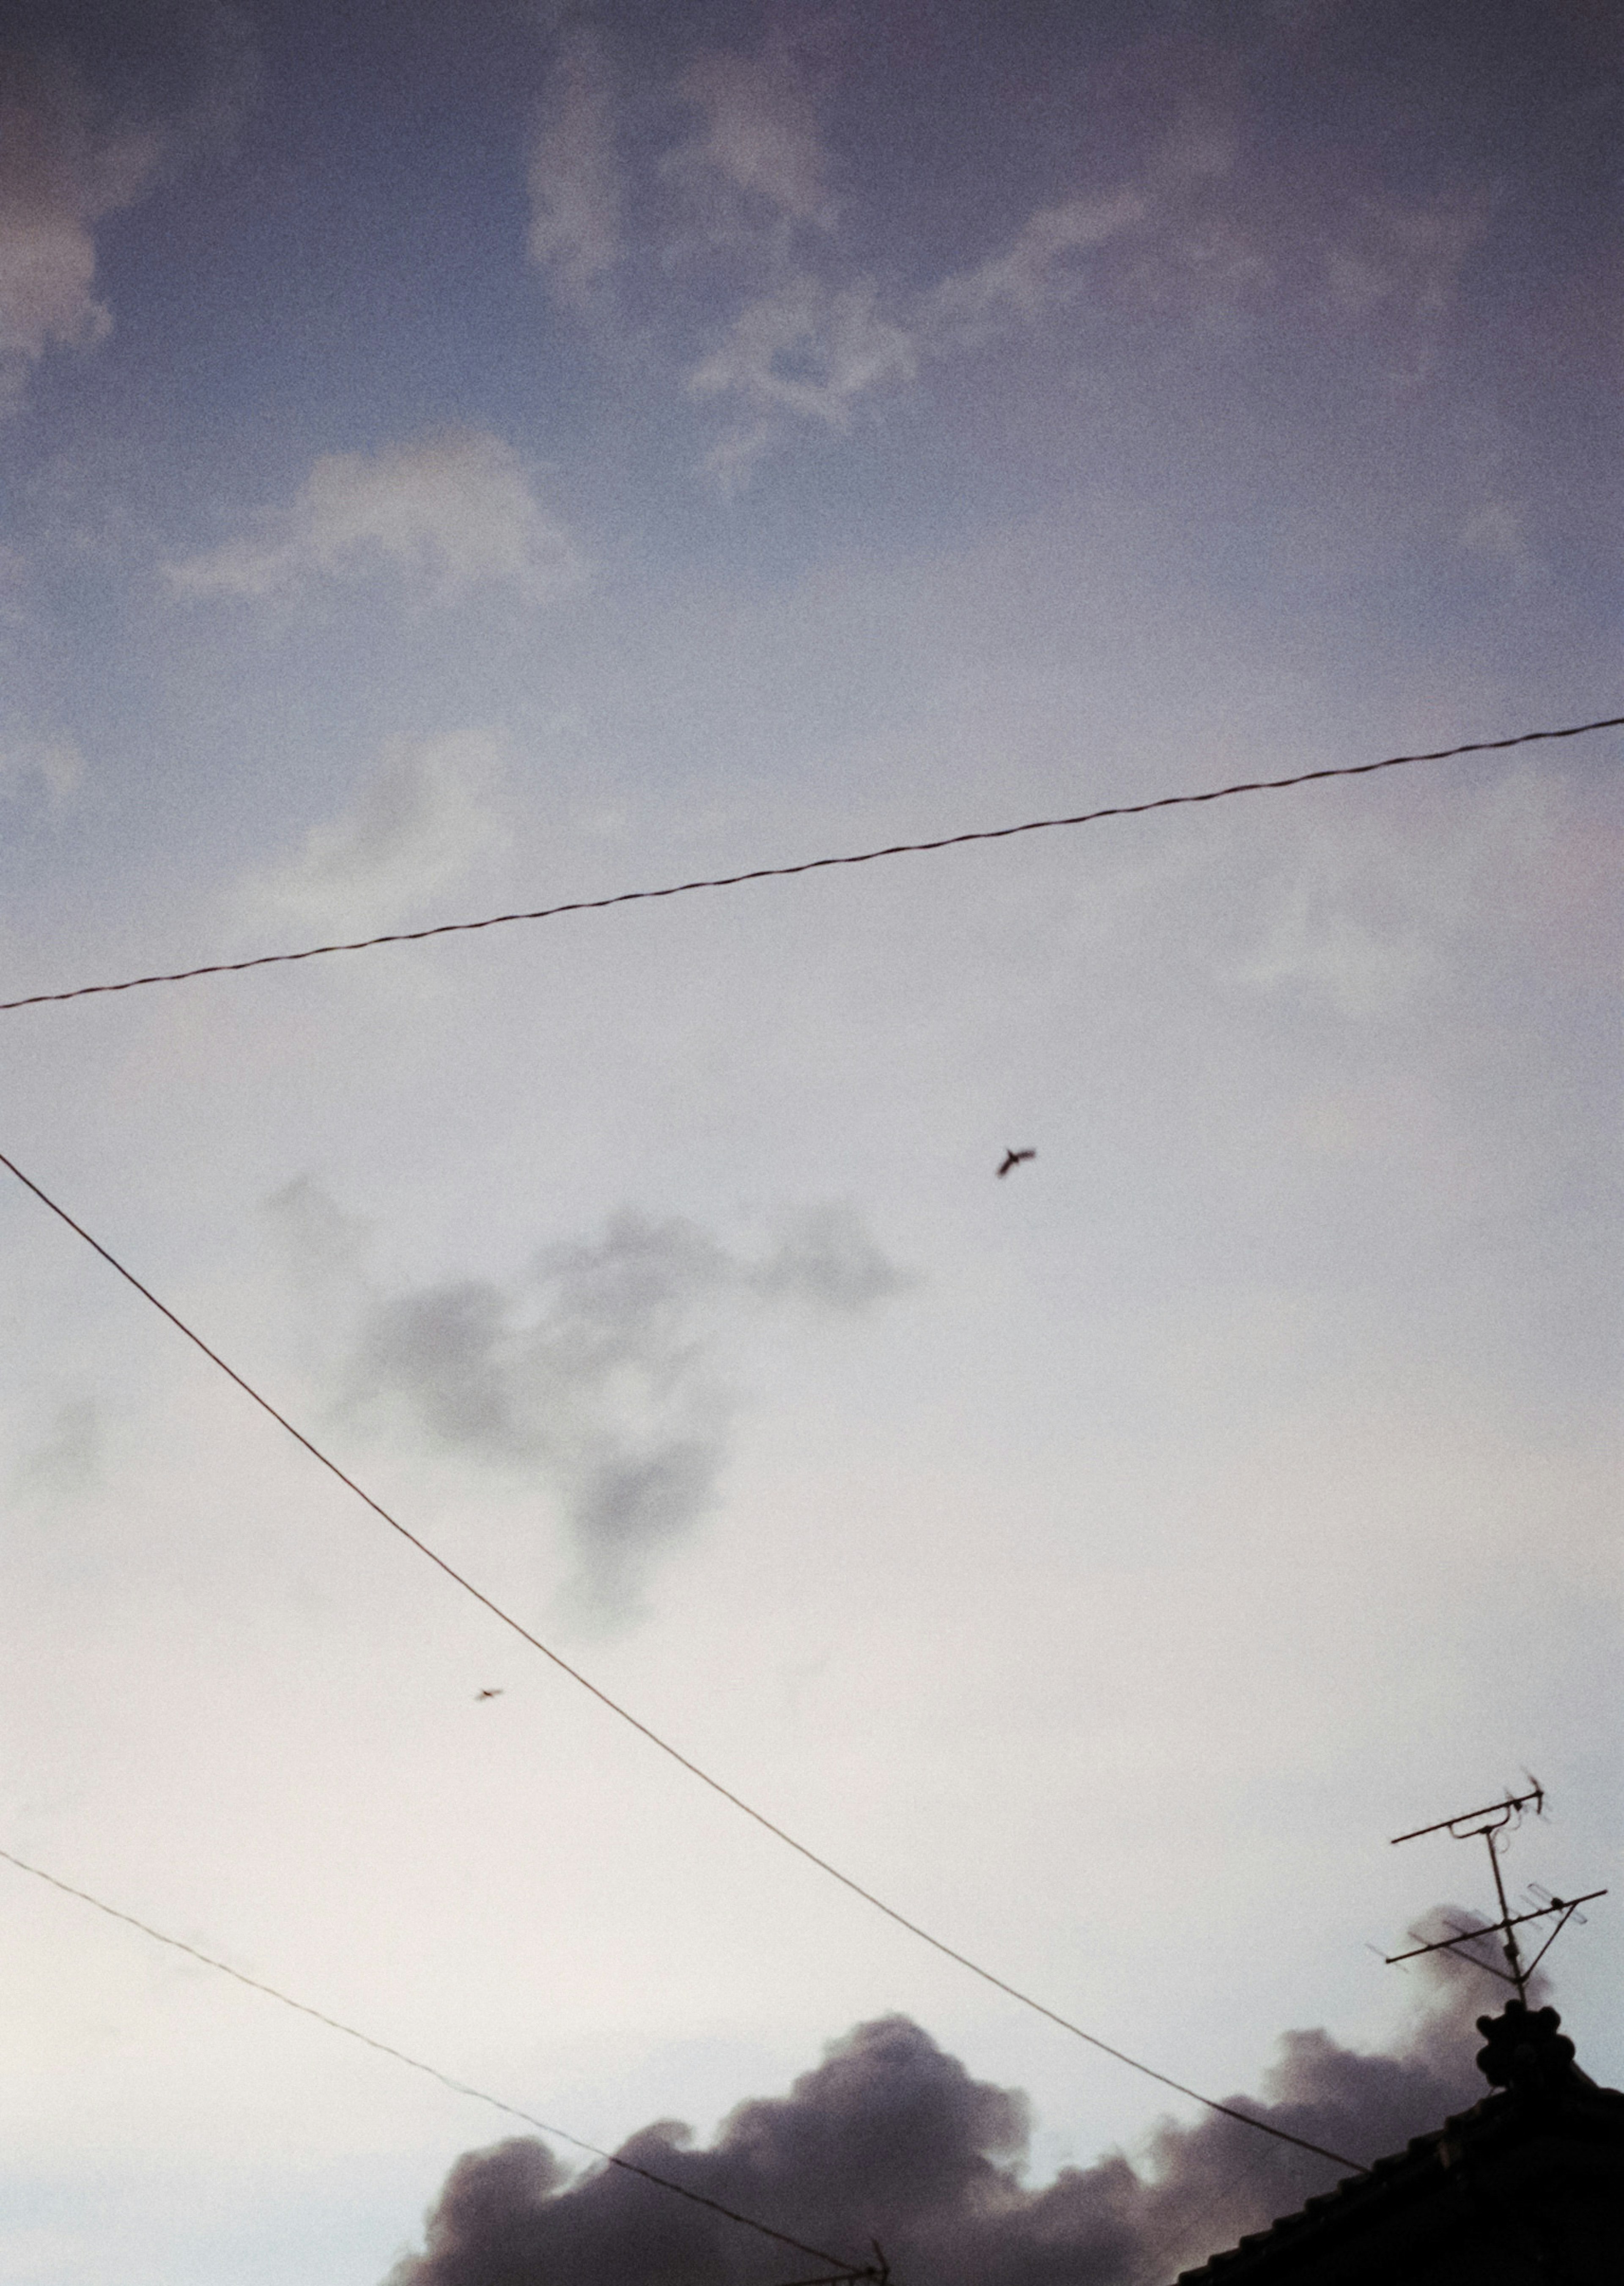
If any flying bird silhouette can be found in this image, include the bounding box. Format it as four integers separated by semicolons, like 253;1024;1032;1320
997;1148;1036;1178
475;1688;504;1701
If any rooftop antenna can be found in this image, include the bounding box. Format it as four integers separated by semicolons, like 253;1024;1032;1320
1384;1781;1607;2003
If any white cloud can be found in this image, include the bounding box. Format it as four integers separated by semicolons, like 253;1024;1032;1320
527;29;623;300
926;189;1149;340
689;276;918;482
672;42;837;230
167;430;584;606
237;727;509;937
1229;874;1443;1020
0;21;256;414
683;185;1147;481
0;68;164;410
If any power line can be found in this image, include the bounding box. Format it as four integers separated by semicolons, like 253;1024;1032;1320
0;1842;878;2280
3;714;1617;1015
0;1143;1365;2176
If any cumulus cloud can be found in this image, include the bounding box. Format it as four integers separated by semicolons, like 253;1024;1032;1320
167;430;584;606
237;728;509;937
271;1189;912;1623
0;11;255;412
528;29;623;301
385;1945;1518;2286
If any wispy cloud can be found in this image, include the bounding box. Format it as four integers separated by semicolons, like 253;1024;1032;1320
270;1186;913;1626
926;190;1150;338
516;15;1504;484
1320;189;1492;384
689;276;918;483
0;735;83;814
166;430;584;606
0;11;256;414
527;28;624;303
669;37;840;234
236;728;509;938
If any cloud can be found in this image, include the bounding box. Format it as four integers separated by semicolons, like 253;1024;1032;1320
1321;190;1492;384
1229;867;1444;1022
683;179;1145;482
671;40;839;233
166;430;584;606
532;12;1508;483
689;277;918;483
237;728;509;937
14;1396;101;1500
0;735;82;812
748;1201;914;1313
272;1190;912;1624
926;189;1150;340
385;1947;1517;2286
0;60;162;403
528;29;623;301
1226;772;1565;1021
0;10;255;412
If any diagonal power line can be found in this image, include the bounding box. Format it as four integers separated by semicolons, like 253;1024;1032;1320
0;1143;1365;2176
3;714;1618;1014
0;1843;878;2279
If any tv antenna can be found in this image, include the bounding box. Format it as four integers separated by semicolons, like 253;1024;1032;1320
1384;1782;1606;2003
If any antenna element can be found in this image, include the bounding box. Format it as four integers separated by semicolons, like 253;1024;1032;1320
1384;1784;1606;2001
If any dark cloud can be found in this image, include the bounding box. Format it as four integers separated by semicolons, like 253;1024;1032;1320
384;1942;1520;2286
269;1187;912;1623
13;1394;100;1497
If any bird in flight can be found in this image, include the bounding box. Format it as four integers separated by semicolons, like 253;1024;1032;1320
997;1148;1036;1178
475;1687;504;1701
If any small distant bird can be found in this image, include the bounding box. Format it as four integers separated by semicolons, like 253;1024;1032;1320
475;1688;504;1701
997;1148;1036;1178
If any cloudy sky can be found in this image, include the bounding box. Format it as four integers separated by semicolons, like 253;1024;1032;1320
1;1;1619;2280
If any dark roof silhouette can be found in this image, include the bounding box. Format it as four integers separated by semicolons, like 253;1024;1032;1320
1174;2003;1624;2285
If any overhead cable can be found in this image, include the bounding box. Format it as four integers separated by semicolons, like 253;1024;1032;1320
3;714;1617;1015
0;1143;1365;2176
0;1842;877;2279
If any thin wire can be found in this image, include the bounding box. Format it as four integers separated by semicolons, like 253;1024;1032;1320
0;1143;1366;2177
0;1844;870;2277
3;715;1617;1014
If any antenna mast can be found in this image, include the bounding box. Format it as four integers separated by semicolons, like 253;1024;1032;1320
1384;1782;1606;2002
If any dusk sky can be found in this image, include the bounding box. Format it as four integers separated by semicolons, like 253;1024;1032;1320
1;3;1620;2282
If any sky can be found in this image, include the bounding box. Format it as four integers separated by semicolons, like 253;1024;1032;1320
0;1;1620;2280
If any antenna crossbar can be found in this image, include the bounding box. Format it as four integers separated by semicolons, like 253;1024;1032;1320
1389;1786;1544;1846
1385;1890;1607;1979
1383;1784;1603;2005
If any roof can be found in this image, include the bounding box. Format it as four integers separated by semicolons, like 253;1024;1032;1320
1174;2004;1624;2285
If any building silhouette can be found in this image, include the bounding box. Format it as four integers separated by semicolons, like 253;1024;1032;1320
1175;2002;1624;2284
